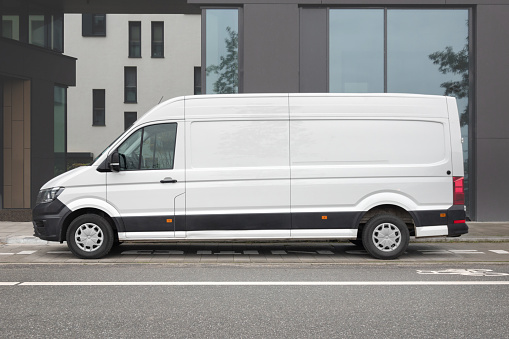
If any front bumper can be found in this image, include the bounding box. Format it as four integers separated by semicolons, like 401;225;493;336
32;199;71;242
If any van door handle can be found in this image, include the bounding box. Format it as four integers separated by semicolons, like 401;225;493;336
160;177;177;183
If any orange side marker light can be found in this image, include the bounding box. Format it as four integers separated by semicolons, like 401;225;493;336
167;219;173;223
322;216;328;220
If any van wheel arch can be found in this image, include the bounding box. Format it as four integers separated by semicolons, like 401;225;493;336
61;208;118;243
357;205;415;239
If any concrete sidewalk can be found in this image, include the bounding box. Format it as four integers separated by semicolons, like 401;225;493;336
1;221;509;245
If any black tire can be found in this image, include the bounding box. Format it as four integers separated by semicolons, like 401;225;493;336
349;239;364;247
66;214;114;259
361;214;409;260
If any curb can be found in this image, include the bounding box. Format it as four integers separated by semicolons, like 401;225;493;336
3;236;48;245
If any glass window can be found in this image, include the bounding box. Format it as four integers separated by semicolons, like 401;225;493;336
140;124;177;170
82;14;106;36
205;9;238;94
54;86;66;175
387;9;469;206
29;15;46;47
151;21;164;58
129;21;141;58
93;89;105;126
194;66;202;95
51;14;63;52
118;129;142;171
124;67;137;103
124;112;137;130
329;10;384;93
118;124;177;171
2;15;20;40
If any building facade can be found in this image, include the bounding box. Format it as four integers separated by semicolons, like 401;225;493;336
193;0;509;222
2;0;509;222
64;13;201;159
0;0;76;219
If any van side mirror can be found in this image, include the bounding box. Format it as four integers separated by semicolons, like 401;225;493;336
110;152;120;172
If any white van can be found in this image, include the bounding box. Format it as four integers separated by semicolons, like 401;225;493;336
33;93;468;260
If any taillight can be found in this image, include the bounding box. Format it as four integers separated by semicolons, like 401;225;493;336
453;176;465;205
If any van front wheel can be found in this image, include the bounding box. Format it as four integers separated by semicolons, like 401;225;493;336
362;214;409;260
66;214;114;259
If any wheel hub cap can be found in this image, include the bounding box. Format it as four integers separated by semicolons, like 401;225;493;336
75;223;103;252
372;222;401;252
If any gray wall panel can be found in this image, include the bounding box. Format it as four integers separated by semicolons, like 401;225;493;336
475;5;509;220
243;4;300;93
476;139;509;221
299;8;328;93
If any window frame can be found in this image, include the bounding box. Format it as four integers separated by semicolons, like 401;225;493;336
124;67;137;104
82;14;106;37
129;21;142;58
92;89;106;126
151;21;164;58
124;111;137;130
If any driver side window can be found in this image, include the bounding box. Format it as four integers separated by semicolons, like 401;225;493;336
117;123;177;171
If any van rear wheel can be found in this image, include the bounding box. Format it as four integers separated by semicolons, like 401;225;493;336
66;214;114;259
362;214;409;260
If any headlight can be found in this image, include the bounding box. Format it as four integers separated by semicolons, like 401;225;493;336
36;187;64;205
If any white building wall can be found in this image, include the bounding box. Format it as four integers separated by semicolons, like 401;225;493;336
64;14;201;157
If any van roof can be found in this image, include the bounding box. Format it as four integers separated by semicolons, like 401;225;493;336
136;93;452;124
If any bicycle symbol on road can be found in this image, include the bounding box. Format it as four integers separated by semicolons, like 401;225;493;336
416;269;509;276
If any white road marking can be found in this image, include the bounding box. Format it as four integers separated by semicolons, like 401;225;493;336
449;250;484;254
490;250;509;254
317;250;334;255
417;269;509;276
0;253;15;256
4;281;509;286
216;251;241;255
288;250;316;254
153;250;183;255
419;250;451;254
243;250;259;255
197;250;212;255
47;251;72;254
0;282;19;285
17;251;36;255
344;250;368;255
271;250;287;255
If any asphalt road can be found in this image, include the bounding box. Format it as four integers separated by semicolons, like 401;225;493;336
1;263;509;338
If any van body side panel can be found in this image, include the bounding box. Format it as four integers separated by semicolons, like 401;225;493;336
185;96;291;235
289;95;454;237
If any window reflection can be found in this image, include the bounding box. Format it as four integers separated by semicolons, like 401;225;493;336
387;9;469;207
29;15;45;47
205;9;238;94
2;15;20;40
329;10;384;93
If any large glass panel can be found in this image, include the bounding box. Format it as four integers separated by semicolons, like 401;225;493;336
387;9;470;208
54;86;66;175
93;89;105;126
29;15;46;47
2;15;20;40
205;9;238;94
329;10;384;93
